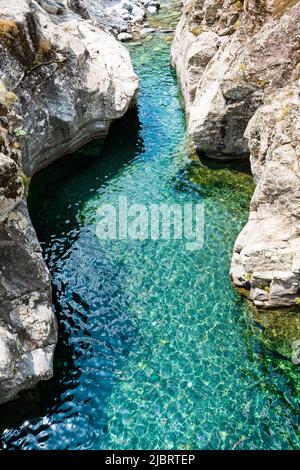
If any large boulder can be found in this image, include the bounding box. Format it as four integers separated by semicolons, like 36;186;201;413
230;85;300;307
172;0;300;307
171;0;300;159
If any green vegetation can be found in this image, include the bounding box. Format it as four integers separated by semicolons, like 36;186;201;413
234;0;243;11
234;19;241;29
190;26;202;36
21;171;31;196
4;91;18;108
14;129;27;137
250;304;300;359
187;157;255;204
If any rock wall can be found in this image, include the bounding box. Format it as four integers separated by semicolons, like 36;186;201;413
0;0;138;404
171;0;300;307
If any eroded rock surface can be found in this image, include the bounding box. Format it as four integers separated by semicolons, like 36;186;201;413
0;0;138;404
172;0;300;307
231;85;300;307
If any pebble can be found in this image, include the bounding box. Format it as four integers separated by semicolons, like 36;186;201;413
147;6;158;15
118;32;134;42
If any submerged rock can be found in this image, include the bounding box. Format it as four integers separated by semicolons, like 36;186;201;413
172;0;300;307
0;0;138;404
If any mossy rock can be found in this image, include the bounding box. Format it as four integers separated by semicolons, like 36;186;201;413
248;304;300;360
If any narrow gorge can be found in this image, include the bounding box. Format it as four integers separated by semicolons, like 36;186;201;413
0;0;300;451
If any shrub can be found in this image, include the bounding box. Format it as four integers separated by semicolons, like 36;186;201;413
0;18;18;40
15;128;27;137
5;91;18;108
32;39;52;67
38;39;51;56
191;26;202;36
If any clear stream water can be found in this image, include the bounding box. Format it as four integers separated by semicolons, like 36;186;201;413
1;7;300;450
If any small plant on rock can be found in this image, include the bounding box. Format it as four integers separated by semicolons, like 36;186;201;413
21;171;31;196
38;39;52;56
32;39;52;67
0;18;19;40
280;103;291;121
5;91;18;109
15;128;27;137
191;26;202;36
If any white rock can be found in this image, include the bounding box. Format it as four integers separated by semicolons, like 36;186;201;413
118;32;134;41
147;6;158;15
131;5;146;22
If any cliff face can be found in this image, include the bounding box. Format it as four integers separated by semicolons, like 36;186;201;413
171;0;300;307
0;0;138;404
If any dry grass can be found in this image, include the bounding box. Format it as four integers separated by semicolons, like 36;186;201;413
274;0;299;17
234;0;243;11
234;19;241;29
0;18;18;39
190;26;202;36
38;39;51;56
5;91;18;108
32;39;52;67
280;103;291;120
239;62;246;73
185;1;194;15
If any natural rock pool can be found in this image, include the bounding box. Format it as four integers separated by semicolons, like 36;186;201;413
1;26;300;450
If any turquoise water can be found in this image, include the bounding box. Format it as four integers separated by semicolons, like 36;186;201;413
0;32;300;450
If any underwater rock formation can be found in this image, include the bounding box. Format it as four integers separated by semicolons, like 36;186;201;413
171;0;300;307
0;0;138;404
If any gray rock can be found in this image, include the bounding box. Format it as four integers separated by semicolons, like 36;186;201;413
230;85;300;307
0;0;138;404
118;32;134;41
172;0;300;307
